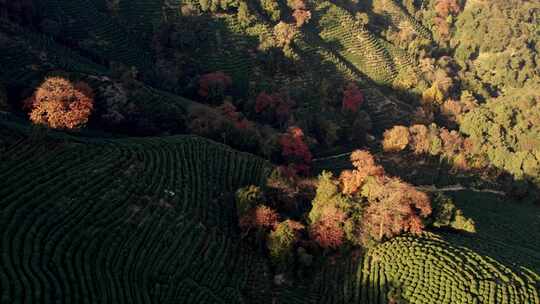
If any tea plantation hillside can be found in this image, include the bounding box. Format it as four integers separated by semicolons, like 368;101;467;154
0;118;274;304
1;0;540;303
277;191;540;304
1;117;539;304
0;0;419;134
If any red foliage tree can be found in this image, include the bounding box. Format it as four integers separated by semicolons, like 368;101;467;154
310;207;346;249
217;101;252;130
279;126;312;175
25;77;94;129
342;82;364;113
255;91;293;124
239;205;280;231
198;71;232;99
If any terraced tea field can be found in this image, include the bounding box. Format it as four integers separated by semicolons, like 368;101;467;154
279;230;539;304
1;115;539;304
0;120;272;304
1;1;539;302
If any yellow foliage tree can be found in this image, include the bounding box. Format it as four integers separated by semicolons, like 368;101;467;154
382;126;410;152
422;84;444;106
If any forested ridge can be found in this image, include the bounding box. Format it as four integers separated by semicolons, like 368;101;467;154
0;0;539;303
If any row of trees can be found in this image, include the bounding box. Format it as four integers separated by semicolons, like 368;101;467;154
382;123;481;172
383;105;540;201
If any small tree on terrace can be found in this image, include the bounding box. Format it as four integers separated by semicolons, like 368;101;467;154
239;205;280;233
255;91;293;125
273;22;298;47
342;82;364;113
267;220;304;268
25;77;94;130
261;0;281;21
279;126;312;175
237;1;254;26
198;71;232;103
236;185;264;217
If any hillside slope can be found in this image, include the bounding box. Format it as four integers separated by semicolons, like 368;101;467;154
278;191;540;304
1;116;538;304
0;117;273;304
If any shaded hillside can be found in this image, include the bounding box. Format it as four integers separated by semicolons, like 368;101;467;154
0;117;273;304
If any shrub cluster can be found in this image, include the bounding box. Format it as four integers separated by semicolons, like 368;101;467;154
383;123;483;172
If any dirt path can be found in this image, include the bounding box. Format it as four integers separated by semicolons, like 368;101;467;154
417;184;506;196
312;152;352;162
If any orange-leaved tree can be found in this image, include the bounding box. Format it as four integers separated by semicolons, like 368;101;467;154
435;0;461;19
340;150;384;195
361;177;431;241
292;9;311;27
25;77;94;129
217;101;252;130
339;150;431;242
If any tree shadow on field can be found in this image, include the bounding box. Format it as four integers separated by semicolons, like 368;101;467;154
273;251;411;304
